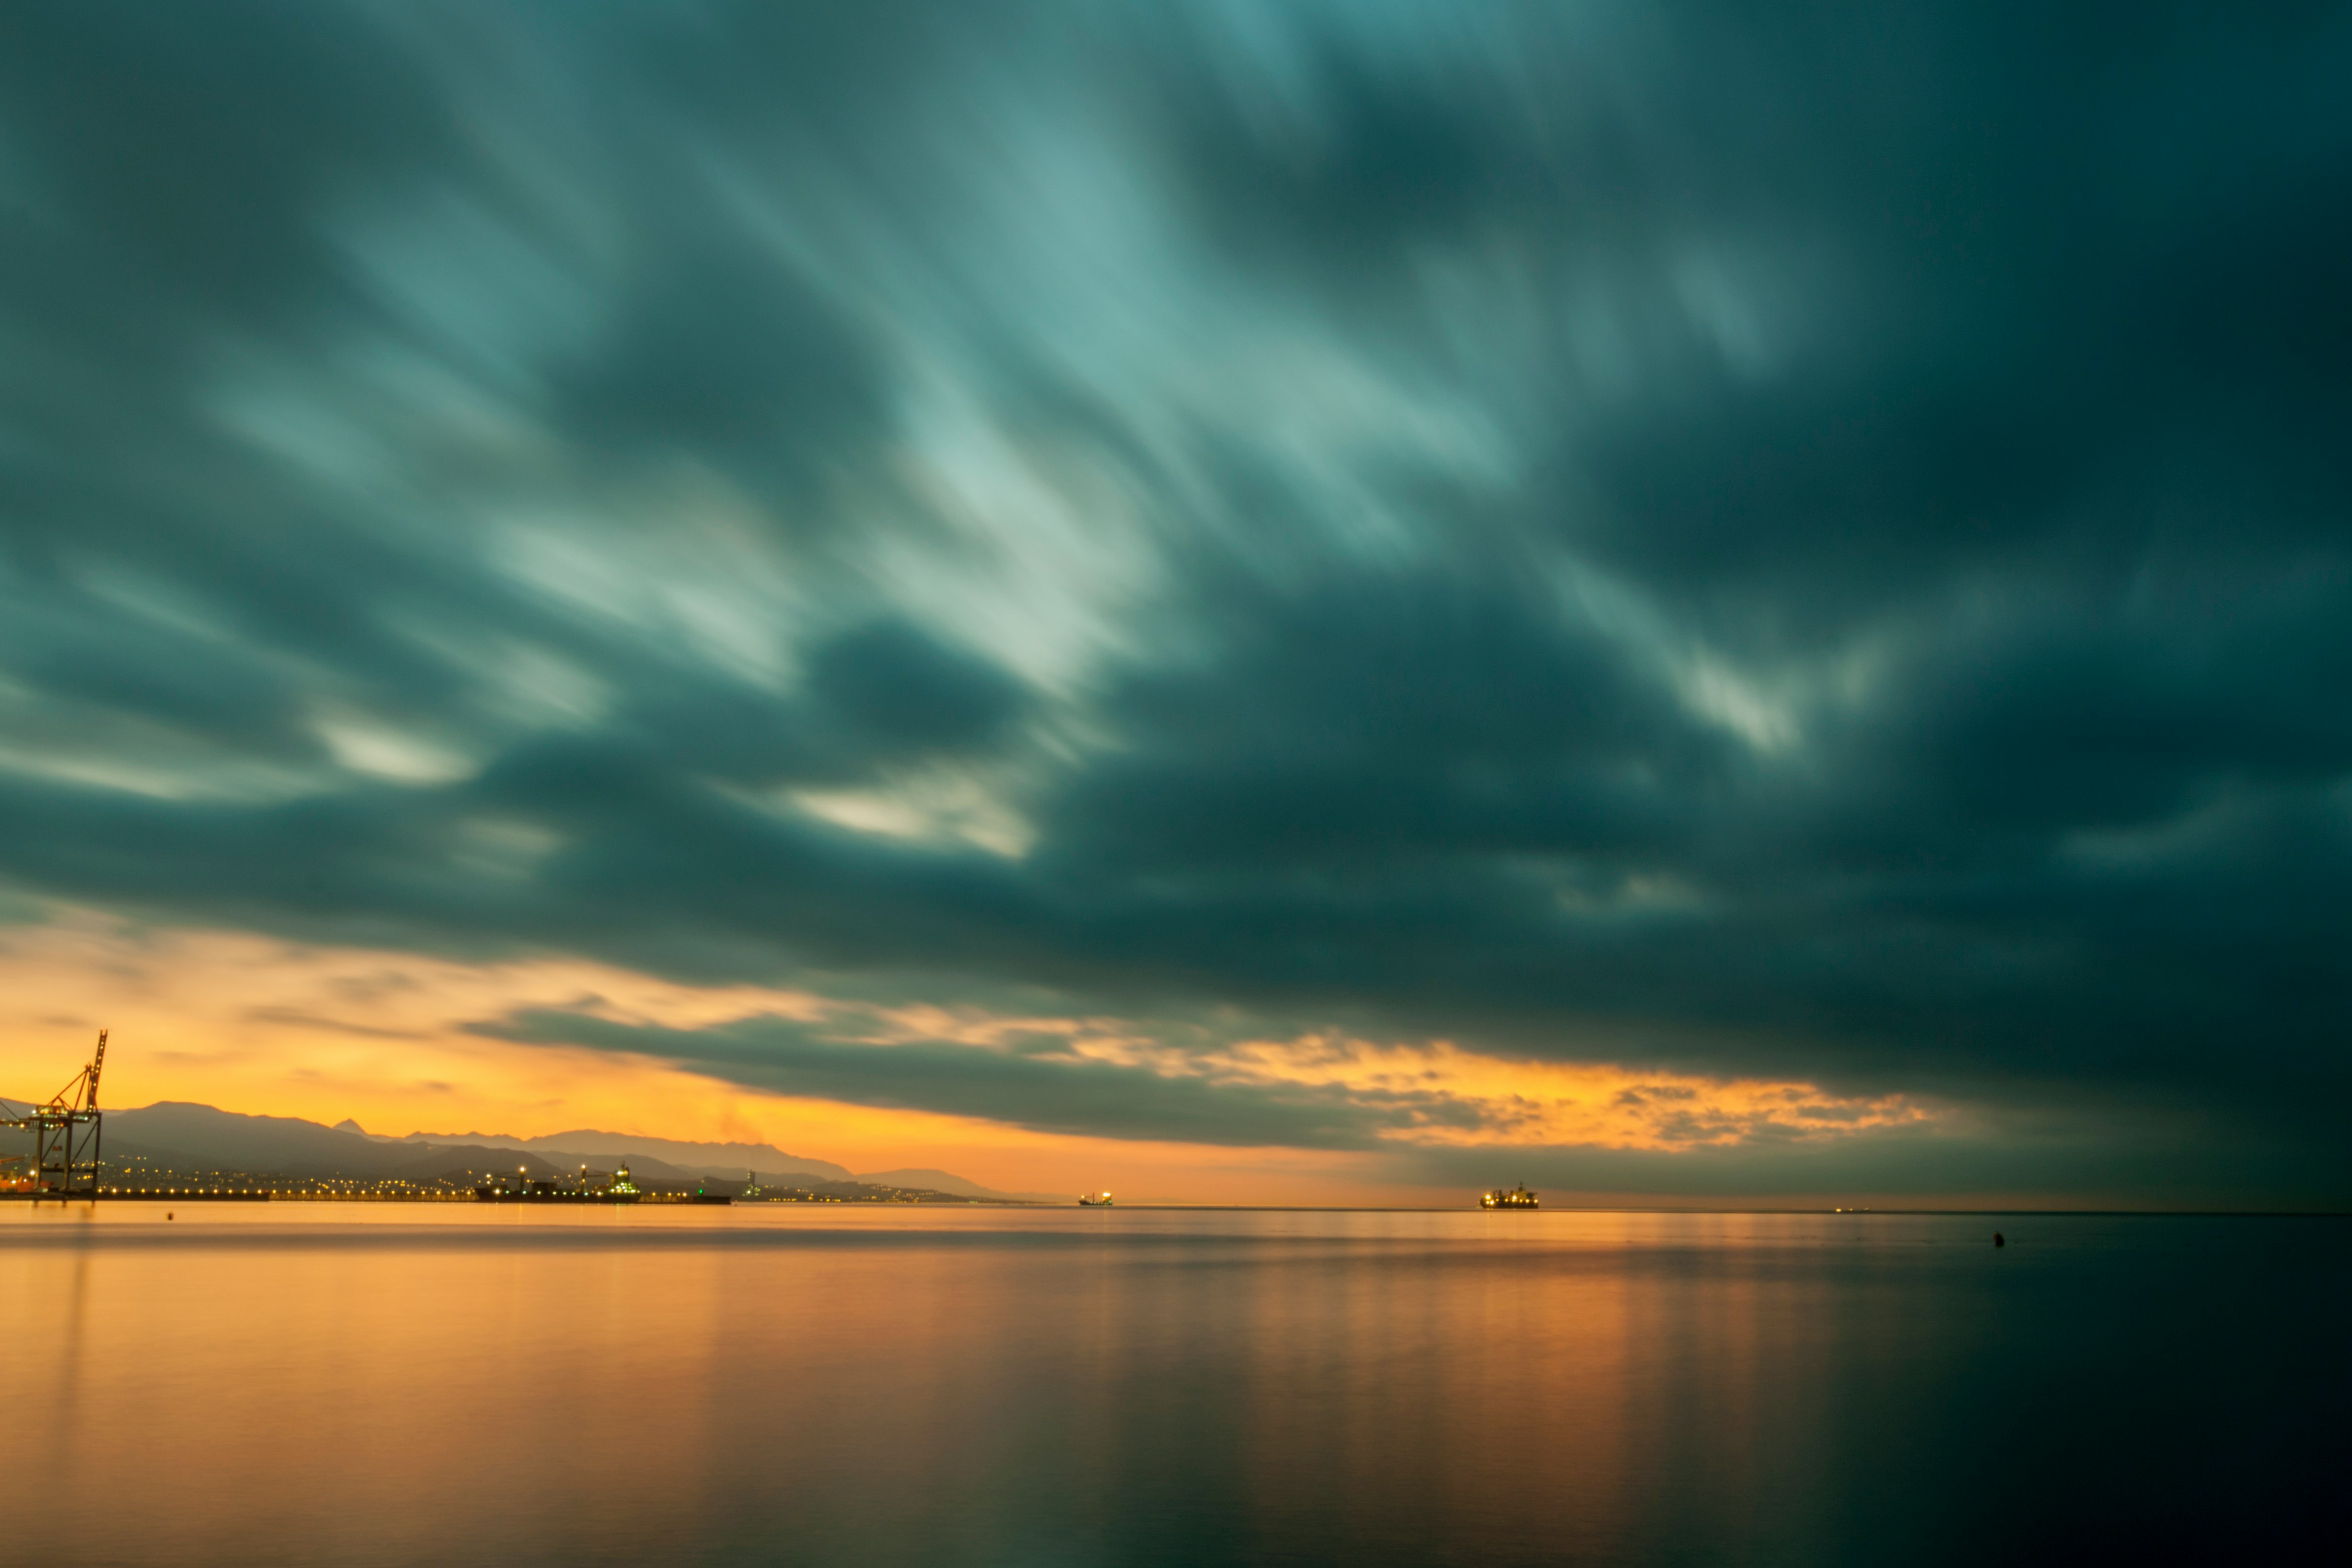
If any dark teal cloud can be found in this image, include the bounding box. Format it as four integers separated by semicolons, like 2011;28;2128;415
471;1009;1401;1151
1;2;2349;1198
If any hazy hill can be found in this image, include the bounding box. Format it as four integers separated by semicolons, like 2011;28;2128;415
100;1136;583;1187
92;1102;407;1173
392;1126;854;1183
47;1103;617;1185
855;1168;1068;1204
3;1100;1025;1198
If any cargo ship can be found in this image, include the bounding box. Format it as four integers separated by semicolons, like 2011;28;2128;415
474;1163;642;1203
1078;1191;1114;1206
1480;1183;1539;1209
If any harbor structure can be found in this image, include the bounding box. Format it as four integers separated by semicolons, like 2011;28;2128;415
1;1031;108;1198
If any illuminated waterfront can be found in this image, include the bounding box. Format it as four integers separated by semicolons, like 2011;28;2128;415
5;1204;2341;1566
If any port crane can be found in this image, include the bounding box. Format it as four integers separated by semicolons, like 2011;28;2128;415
2;1030;107;1198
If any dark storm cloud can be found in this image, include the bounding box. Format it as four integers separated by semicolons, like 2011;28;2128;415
2;2;2349;1197
0;2;454;329
473;1008;1391;1150
555;244;888;499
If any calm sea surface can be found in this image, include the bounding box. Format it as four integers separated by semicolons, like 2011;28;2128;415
4;1204;2342;1566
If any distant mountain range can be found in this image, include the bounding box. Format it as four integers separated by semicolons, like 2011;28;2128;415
351;1123;856;1183
0;1099;1062;1202
857;1168;1033;1200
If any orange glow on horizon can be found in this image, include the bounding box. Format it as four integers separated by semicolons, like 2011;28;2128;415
0;914;1942;1206
0;918;1403;1202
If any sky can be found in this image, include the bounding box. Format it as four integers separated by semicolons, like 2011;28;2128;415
1;2;2347;1206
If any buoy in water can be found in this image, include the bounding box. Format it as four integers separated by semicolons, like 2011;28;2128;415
1993;1231;2005;1247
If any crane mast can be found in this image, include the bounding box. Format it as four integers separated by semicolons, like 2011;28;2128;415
2;1030;109;1198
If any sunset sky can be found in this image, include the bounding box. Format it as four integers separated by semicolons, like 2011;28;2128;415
2;3;2347;1205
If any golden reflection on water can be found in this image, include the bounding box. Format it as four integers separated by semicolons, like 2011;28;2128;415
3;1203;2335;1567
0;1207;1839;1565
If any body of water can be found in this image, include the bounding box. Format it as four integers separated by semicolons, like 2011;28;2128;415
4;1204;2341;1565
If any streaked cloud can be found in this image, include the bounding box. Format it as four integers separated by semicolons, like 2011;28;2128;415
2;3;2348;1201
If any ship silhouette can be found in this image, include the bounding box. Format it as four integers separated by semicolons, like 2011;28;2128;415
1480;1183;1539;1209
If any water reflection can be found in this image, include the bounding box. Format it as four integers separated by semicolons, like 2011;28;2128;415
2;1205;2342;1566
